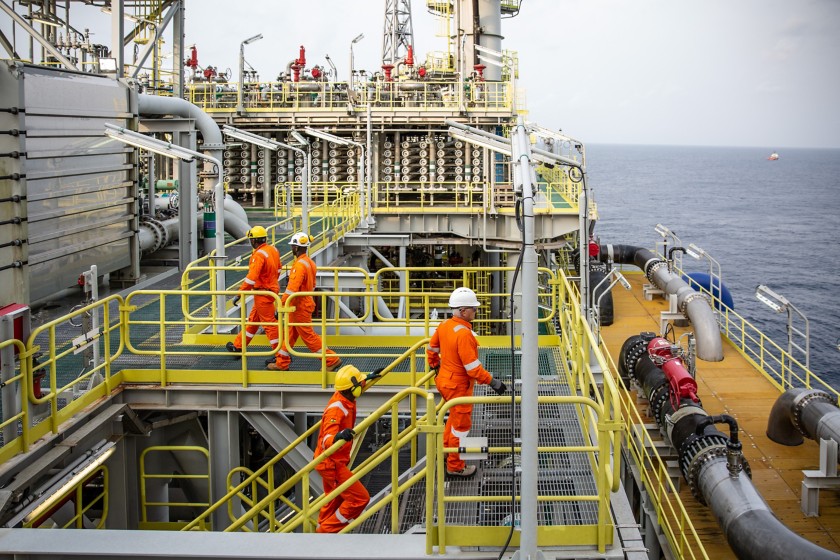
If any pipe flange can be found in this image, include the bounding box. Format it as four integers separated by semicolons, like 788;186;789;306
140;218;165;253
682;436;753;503
679;292;709;315
646;259;668;284
792;390;837;436
623;338;648;383
649;382;671;423
684;441;727;504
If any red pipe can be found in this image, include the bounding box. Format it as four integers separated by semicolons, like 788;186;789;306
296;45;306;67
405;45;414;66
291;63;302;83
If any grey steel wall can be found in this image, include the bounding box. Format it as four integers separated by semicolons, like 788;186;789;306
0;63;137;307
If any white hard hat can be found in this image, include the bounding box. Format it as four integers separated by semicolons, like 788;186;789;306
290;232;310;247
449;287;480;308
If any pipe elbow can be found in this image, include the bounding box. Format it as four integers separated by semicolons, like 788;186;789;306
766;388;807;446
684;298;723;361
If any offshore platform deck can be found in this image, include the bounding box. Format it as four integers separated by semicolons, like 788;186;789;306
3;2;840;560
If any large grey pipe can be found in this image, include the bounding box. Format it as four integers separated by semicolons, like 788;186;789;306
138;94;224;165
602;244;723;361
767;388;840;446
141;197;250;254
698;458;840;560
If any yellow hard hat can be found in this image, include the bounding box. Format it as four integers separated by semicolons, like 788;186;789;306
334;364;362;393
247;225;268;239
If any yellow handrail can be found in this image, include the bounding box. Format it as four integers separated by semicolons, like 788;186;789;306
180;339;430;532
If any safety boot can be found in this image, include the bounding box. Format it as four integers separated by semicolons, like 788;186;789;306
446;465;477;478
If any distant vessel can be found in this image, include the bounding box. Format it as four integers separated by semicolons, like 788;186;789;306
768;151;780;160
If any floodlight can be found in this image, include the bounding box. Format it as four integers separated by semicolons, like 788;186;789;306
617;271;631;290
302;127;352;146
290;130;309;146
222;126;283;151
755;284;789;313
26;15;61;27
654;224;672;238
448;128;511;155
687;243;707;259
242;33;264;45
104;123;197;161
99;58;118;73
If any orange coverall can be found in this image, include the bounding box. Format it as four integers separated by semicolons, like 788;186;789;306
427;316;493;472
274;253;340;369
314;391;370;533
232;242;281;351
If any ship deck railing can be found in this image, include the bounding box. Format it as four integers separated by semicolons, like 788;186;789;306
272;180;581;217
186;79;514;114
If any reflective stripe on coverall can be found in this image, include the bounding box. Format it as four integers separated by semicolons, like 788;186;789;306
314;392;369;533
427;316;492;471
275;253;340;368
233;243;281;350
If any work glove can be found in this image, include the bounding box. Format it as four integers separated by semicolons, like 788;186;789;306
489;377;507;395
366;368;384;381
335;428;355;443
232;295;241;307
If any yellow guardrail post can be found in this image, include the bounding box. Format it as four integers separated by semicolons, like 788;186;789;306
0;339;30;461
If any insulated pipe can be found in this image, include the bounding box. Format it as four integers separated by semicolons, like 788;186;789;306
601;244;723;361
767;388;840;447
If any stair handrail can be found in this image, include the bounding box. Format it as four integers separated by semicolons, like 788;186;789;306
227;386;435;533
181;337;432;531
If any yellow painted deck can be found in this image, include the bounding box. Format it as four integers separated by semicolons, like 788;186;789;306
601;272;840;558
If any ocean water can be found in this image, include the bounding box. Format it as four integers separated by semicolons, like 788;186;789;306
587;144;840;388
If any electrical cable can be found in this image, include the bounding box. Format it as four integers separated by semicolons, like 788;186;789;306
498;184;529;560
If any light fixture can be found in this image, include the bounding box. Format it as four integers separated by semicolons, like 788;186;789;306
302;127;352;146
104;123;197;161
616;271;631;290
237;33;264;113
290;129;309;146
755;284;789;313
352;33;365;44
222;126;284;151
448;127;511;155
99;57;118;73
242;33;264;45
24;15;62;27
654;223;672;238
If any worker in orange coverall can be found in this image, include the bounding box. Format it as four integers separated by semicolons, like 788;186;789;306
427;287;507;478
226;226;281;356
267;232;342;372
314;364;381;533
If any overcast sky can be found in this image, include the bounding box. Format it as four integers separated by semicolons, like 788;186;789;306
180;0;839;148
4;0;839;148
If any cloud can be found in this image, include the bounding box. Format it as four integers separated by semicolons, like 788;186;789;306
755;81;783;94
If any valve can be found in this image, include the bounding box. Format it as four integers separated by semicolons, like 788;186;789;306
696;414;743;478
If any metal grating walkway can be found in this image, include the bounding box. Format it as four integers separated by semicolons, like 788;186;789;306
358;346;600;533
